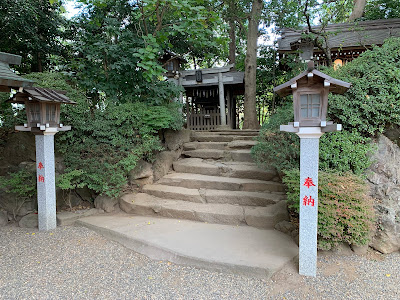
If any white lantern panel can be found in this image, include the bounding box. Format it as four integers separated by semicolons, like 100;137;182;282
29;103;41;122
46;104;57;122
300;94;321;119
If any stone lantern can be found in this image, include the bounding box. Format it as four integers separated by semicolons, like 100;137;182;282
274;61;351;277
275;62;350;132
10;87;76;231
11;87;76;133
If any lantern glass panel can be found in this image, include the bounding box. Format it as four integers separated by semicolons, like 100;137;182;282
29;103;41;122
300;94;321;118
46;104;56;122
166;61;174;71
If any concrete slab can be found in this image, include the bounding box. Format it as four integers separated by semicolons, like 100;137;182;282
77;214;298;279
57;208;103;226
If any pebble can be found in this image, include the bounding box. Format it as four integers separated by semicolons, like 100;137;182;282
0;224;399;299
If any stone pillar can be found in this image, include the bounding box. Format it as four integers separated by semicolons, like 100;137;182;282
35;132;57;231
218;72;226;126
297;127;323;277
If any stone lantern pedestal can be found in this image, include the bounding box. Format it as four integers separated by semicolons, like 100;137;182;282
35;131;57;230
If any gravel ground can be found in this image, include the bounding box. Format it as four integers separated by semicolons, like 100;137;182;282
0;224;399;300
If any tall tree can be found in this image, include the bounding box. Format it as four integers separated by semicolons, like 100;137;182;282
348;0;367;20
0;0;66;73
243;0;263;129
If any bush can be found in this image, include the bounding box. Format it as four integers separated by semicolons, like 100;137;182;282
324;37;400;136
283;169;375;250
252;103;373;176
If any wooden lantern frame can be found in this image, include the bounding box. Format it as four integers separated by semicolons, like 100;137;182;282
25;101;61;128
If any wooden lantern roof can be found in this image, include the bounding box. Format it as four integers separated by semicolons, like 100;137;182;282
0;52;34;91
274;66;351;97
9;87;76;104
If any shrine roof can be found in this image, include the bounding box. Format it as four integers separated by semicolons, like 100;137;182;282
277;18;400;52
180;65;244;88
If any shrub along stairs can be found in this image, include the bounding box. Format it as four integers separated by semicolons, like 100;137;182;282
78;130;298;278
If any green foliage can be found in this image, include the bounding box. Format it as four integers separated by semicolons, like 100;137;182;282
0;169;37;219
22;72;184;198
323;37;400;136
319;131;373;175
363;0;400;20
0;169;36;201
252;102;300;173
57;169;86;191
283;169;375;250
252;102;372;175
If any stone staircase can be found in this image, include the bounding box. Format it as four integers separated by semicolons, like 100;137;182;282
120;130;289;229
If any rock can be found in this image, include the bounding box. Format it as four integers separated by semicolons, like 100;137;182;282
56;189;83;210
94;195;119;213
351;244;369;255
129;160;153;183
164;129;191;151
0;211;8;226
18;161;36;172
371;230;400;254
0;132;36;167
17;201;35;217
367;135;400;254
75;187;96;203
275;220;296;234
153;150;181;181
0;192;34;217
19;213;38;228
134;176;154;188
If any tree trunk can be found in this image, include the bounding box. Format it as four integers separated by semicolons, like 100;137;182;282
348;0;367;21
228;18;236;67
243;0;262;130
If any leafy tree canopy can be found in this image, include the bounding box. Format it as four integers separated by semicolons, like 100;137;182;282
0;0;67;73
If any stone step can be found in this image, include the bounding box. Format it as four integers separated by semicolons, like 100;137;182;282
183;149;253;162
183;140;257;151
142;184;283;206
192;134;256;142
173;158;278;181
184;142;228;151
183;149;225;159
120;193;289;229
77;215;298;279
158;173;286;193
194;130;259;136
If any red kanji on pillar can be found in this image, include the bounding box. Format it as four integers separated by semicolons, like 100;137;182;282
38;162;44;170
38;175;45;183
302;196;315;206
303;177;316;188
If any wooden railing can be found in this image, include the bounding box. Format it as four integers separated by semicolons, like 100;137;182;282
187;108;223;131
